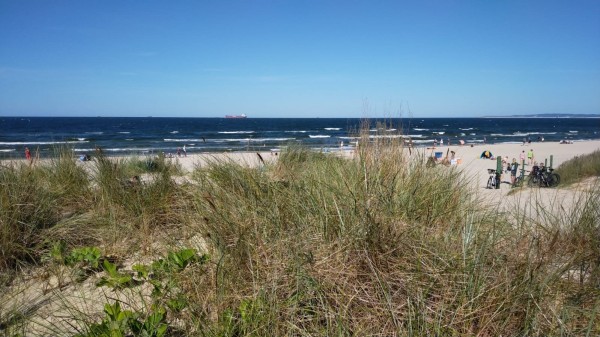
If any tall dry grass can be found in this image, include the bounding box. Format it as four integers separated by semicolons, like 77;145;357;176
1;134;599;336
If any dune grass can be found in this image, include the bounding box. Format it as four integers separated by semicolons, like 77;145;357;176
555;149;600;185
1;140;599;336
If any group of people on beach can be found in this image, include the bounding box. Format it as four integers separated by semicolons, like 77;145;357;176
499;148;535;185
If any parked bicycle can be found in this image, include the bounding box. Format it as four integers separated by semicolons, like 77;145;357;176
528;165;560;187
486;169;500;189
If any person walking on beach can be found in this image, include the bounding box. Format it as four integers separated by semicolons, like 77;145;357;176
510;158;519;185
24;147;31;161
527;149;534;165
183;144;187;157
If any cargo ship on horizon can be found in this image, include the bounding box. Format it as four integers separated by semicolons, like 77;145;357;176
225;114;247;119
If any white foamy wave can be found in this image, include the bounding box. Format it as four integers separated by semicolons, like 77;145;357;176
164;138;206;142
460;133;466;136
498;141;524;145
0;149;15;152
118;132;131;134
512;132;529;137
85;132;103;135
125;138;134;141
403;134;424;138
386;129;397;132
413;128;429;131
433;131;445;135
309;135;331;138
492;133;524;137
104;148;155;152
170;131;179;134
218;131;255;134
285;130;307;133
0;141;89;145
213;138;295;143
460;128;474;131
369;135;403;139
470;133;476;135
246;138;294;142
339;136;360;140
569;130;578;133
324;127;341;131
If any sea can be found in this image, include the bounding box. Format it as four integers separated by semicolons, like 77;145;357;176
1;117;599;158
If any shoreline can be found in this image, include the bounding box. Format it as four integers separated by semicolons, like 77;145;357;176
3;140;600;174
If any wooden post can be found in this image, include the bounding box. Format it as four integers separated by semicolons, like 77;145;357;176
550;155;553;169
496;157;502;189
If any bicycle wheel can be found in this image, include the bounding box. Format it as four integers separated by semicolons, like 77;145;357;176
548;173;561;187
527;175;537;187
487;177;493;189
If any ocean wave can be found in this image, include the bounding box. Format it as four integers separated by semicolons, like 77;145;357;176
369;135;403;139
338;136;360;140
413;128;429;131
104;148;155;152
0;149;15;152
569;130;578;133
460;128;474;130
285;130;307;133
218;131;255;134
386;129;397;132
170;131;179;134
324;127;341;131
213;138;296;143
118;132;131;134
309;135;331;138
164;138;206;142
0;140;89;145
433;131;445;135
85;131;104;135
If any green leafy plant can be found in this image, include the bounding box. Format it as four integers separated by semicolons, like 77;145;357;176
96;260;134;289
75;302;168;337
151;248;207;275
132;263;150;280
65;247;102;270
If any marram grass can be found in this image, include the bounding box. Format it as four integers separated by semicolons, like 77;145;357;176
1;143;599;336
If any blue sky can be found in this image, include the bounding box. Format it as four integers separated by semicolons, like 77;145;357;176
1;0;599;118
